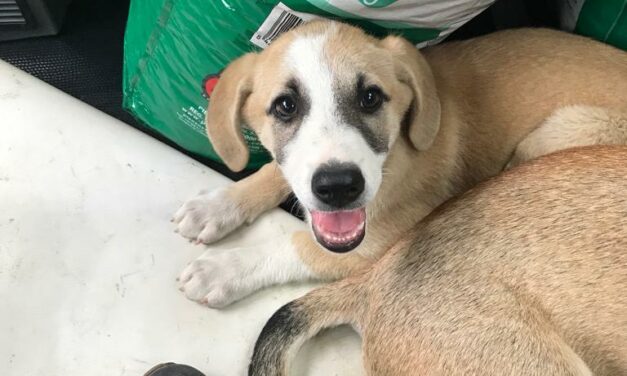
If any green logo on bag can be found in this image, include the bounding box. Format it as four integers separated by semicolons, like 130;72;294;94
359;0;398;8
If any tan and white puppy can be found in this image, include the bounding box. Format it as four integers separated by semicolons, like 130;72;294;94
250;146;627;376
173;20;627;308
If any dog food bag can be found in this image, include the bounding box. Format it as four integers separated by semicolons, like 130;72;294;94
123;0;495;170
558;0;627;50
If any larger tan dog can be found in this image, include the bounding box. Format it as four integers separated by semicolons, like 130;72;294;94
249;146;627;375
173;20;627;308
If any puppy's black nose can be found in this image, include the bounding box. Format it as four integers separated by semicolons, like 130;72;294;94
312;163;365;208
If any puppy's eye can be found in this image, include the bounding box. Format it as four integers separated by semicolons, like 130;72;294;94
360;87;383;113
272;95;298;121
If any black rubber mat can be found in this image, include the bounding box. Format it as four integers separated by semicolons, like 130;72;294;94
0;0;133;124
0;0;250;182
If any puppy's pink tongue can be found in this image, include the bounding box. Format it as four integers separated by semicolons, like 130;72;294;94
311;208;366;235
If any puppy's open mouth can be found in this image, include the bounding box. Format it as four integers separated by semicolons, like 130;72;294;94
310;208;366;253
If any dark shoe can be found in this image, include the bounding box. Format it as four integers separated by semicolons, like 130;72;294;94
144;363;205;376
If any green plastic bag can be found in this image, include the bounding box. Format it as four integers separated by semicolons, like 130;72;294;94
559;0;627;50
123;0;494;170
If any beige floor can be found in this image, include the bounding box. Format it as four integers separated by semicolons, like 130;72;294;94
0;60;362;376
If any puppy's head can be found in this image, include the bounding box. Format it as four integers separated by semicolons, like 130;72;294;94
207;21;440;253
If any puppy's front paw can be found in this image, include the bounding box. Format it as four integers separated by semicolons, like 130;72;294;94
173;187;245;244
178;247;263;308
178;243;313;308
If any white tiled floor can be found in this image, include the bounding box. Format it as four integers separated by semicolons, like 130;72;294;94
0;61;362;376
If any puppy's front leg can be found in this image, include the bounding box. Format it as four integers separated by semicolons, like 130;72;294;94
173;161;291;244
178;230;372;308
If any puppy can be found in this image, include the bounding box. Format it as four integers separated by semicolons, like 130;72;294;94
250;146;627;376
173;20;627;308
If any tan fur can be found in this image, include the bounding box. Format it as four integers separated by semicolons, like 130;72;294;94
206;53;258;172
227;161;291;223
507;105;627;168
250;146;627;375
356;147;627;375
207;22;627;278
378;35;442;151
293;231;373;280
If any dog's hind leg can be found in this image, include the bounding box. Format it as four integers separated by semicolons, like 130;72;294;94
173;161;291;244
434;317;593;376
506;105;627;169
363;287;595;376
249;275;367;376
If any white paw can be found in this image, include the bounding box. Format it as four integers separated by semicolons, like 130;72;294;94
172;187;245;244
178;243;313;308
178;247;254;308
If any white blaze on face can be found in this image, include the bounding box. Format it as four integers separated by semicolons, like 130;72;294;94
279;30;386;212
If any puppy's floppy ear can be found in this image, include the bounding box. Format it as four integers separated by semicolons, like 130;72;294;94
380;36;441;151
206;53;258;172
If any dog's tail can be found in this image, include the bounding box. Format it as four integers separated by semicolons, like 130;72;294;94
248;274;366;376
